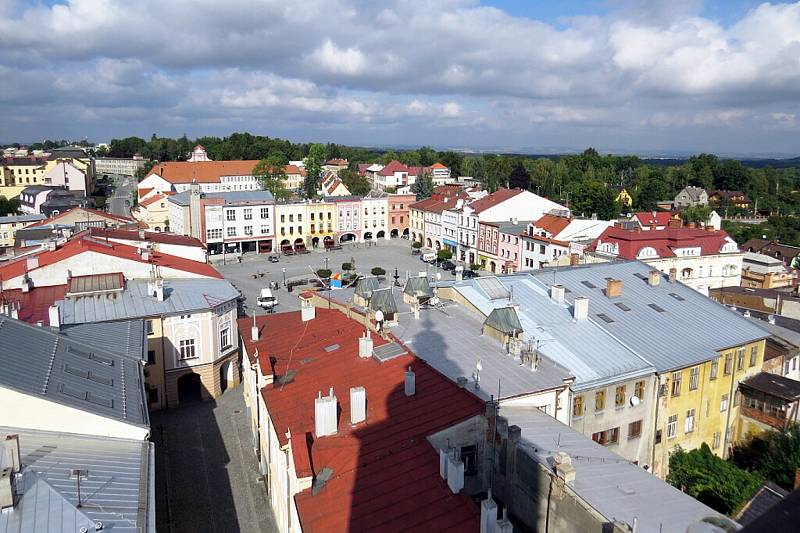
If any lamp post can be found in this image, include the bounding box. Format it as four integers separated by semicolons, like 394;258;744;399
282;267;287;288
324;257;329;271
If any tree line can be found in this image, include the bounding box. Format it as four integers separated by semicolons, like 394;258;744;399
105;133;800;224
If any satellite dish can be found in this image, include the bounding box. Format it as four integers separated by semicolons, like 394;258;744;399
374;310;384;323
630;396;640;407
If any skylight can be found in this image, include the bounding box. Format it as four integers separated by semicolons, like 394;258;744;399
669;293;686;302
648;303;666;313
615;302;631;312
596;313;615;323
581;281;597;289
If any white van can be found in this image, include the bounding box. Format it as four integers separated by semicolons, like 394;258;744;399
257;288;278;310
421;252;437;263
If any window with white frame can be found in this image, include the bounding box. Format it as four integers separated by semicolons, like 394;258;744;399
179;338;196;360
667;414;678;439
220;321;231;351
244;226;253;236
261;207;269;219
720;393;729;412
684;409;695;433
689;367;699;391
226;210;236;221
227;227;236;237
244;208;253;220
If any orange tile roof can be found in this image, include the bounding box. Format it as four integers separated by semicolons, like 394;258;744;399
430;162;448;169
239;308;482;533
148;160;260;184
138;187;154;199
138;193;167;208
533;214;571;235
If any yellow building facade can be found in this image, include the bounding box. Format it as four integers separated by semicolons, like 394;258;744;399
275;200;337;251
652;339;766;476
0;214;45;247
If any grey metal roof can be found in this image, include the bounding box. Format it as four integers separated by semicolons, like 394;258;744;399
528;261;770;372
0;316;148;428
403;276;433;298
501;406;732;533
369;287;398;315
60;319;147;362
737;482;789;526
169;190;274;207
0;426;154;533
355;276;380;299
0;214;45;224
740;372;800;400
453;274;654;390
484;306;523;335
393;296;573;401
58;278;239;323
494;220;533;234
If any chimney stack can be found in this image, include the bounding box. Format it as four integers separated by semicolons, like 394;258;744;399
0;435;20;510
573;296;589;320
553;451;576;484
404;367;416;396
250;315;259;342
446;452;465;494
550;284;565;304
350;387;366;425
48;304;60;328
314;388;338;437
3;435;20;474
154;279;165;301
358;330;373;358
768;314;776;325
570;253;579;266
648;270;661;286
301;295;316;322
605;279;623;298
668;267;677;283
480;491;498;533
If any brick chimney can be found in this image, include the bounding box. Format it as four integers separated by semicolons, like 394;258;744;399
648;270;661;286
669;267;677;283
570;253;579;266
605;279;623;298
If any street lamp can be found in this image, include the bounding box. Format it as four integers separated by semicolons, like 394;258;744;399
282;267;287;287
324;257;329;271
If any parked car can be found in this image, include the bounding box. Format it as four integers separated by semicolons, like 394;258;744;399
268;255;280;263
440;260;456;271
454;269;479;279
257;288;278;310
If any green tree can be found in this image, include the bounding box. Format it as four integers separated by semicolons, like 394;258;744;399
339;168;371;196
412;241;422;249
304;143;328;198
412;172;434;198
371;267;386;276
634;174;671;210
316;269;332;279
733;423;800;491
682;205;713;225
667;444;762;515
253;156;291;200
436;249;453;261
508;160;531;190
0;196;21;216
570;181;618;219
341;262;353;272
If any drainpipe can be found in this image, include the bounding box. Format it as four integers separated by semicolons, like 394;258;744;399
723;358;737;457
651;373;661;473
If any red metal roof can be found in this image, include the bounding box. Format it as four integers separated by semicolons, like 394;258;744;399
588;226;737;259
87;227;205;248
377;160;410;176
239;309;483;532
0;284;67;324
632;211;673;227
466;188;523;214
0;235;221;281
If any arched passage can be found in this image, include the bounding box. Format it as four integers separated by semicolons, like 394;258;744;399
340;233;357;243
219;360;234;393
426;238;432;248
435;241;441;250
364;232;373;241
312;236;320;248
377;230;386;239
390;229;399;238
177;373;202;404
490;261;496;273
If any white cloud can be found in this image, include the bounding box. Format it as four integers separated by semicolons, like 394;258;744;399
306;40;367;75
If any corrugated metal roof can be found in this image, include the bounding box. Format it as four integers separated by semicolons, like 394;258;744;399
501;406;732;533
354;276;380;299
0;214;45;224
528;261;770;371
454;275;654;390
0;316;148;427
0;426;154;533
60;319;146;362
169;190;274;207
368;287;397;315
403;276;433;297
58;278;238;323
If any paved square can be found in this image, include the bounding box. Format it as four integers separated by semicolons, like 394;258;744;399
152;386;277;533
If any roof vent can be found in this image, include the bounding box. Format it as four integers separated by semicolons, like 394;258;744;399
350;386;366;425
358;330;373;358
648;270;661;286
404;367;415;396
480;490;498;533
743;310;751;318
553;452;576;484
314;388;337;437
550;284;565;304
446;453;465;494
573;296;589;320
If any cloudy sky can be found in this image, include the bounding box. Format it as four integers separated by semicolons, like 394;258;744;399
1;0;799;156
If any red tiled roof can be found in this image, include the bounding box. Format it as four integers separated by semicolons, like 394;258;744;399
239;309;483;533
148;160;260;184
284;164;302;175
0;235;221;281
138;187;154;199
86;227;205;248
325;158;348;166
138;192;167;208
430;162;448;169
357;163;370;175
632;211;673;227
532;214;571;236
588;226;738;259
467;188;523;214
377;160;410;176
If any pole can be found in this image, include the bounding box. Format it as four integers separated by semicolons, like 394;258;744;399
282;267;286;287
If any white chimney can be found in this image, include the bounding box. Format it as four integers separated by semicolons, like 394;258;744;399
358;330;373;358
251;323;259;342
141;250;150;262
21;274;31;293
404;367;415;396
301;296;316;322
446;454;465;494
314;388;338;437
496;510;513;533
550;284;565;304
743;310;751;318
10;303;18;320
573;296;589;320
0;435;20;510
439;448;449;479
154;279;165;301
48;305;60;328
47;239;56;251
768;314;776;324
350;386;366;425
139;229;146;240
480;491;498;533
648;270;661;286
3;435;20;473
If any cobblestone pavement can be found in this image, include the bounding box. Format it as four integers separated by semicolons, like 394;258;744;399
151;386;277;533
